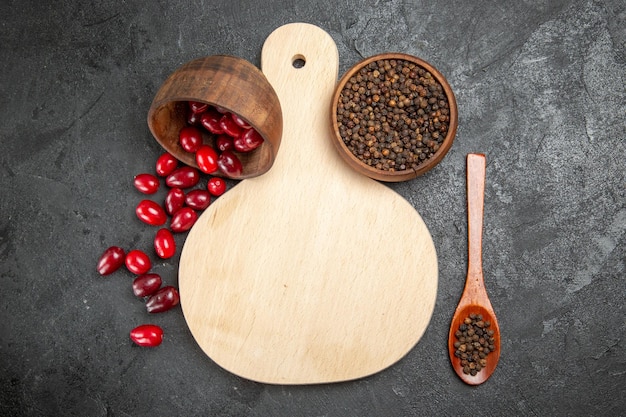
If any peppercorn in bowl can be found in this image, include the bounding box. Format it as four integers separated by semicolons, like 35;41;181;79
331;53;457;182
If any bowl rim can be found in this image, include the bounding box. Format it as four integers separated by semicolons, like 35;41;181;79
147;55;283;180
330;52;458;182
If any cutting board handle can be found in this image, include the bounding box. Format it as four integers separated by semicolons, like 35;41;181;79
261;22;339;95
259;23;342;179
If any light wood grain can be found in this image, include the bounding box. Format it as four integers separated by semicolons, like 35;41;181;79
178;23;438;384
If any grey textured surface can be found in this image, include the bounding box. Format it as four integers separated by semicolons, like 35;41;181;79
1;0;625;416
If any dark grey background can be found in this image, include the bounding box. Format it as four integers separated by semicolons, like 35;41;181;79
1;0;624;416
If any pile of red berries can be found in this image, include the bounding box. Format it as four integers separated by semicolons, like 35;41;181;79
183;101;265;177
96;101;253;347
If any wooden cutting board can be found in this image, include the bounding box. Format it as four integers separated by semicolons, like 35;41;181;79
178;23;438;384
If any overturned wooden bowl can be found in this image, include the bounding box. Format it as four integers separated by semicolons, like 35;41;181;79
330;53;457;182
148;55;283;180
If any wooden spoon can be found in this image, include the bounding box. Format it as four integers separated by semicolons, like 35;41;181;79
448;153;501;385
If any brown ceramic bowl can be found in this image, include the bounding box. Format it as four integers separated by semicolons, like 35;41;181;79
330;53;457;182
148;55;283;180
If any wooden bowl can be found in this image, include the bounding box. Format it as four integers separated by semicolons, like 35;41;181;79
330;53;457;182
147;55;283;180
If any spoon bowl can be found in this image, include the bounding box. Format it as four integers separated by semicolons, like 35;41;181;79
448;153;501;385
448;303;500;385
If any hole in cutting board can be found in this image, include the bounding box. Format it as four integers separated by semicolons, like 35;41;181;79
292;54;306;68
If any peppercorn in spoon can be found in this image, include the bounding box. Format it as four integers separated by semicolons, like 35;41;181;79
448;153;501;385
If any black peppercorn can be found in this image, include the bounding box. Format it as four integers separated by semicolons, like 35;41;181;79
336;58;449;172
454;314;497;376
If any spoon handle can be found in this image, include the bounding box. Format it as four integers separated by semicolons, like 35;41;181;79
466;153;486;286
